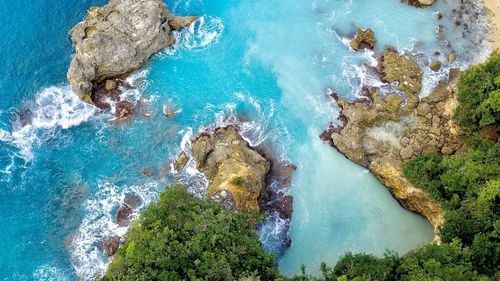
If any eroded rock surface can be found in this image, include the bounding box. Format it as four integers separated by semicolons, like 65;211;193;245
177;127;271;212
350;28;376;51
323;51;463;240
68;0;197;103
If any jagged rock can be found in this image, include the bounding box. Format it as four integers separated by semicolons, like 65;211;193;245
323;54;466;240
67;0;198;103
183;127;270;211
430;60;442;71
103;235;122;256
116;194;142;226
175;151;189;171
350;28;376;51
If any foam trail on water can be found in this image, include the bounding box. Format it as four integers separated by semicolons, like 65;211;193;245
70;180;160;279
0;86;96;163
161;16;224;57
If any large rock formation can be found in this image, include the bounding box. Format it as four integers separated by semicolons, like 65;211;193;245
177;127;271;212
68;0;198;103
323;51;463;240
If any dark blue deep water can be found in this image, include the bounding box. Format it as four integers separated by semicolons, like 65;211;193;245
0;0;492;279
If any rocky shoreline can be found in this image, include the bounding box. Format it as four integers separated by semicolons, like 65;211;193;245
321;49;468;240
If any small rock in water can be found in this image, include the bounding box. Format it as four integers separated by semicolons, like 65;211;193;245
116;194;142;226
103;235;122;256
350;28;376;51
141;167;153;177
430;60;442;72
115;100;135;122
163;104;178;118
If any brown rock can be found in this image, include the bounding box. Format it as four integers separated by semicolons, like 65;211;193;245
105;80;117;91
416;102;431;116
324;52;465;241
400;147;414;159
441;146;454;155
141;167;153;177
350;28;376;51
103;235;122;256
430;60;442;72
116;194;141;226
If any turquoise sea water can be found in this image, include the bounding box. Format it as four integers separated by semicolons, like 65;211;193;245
0;0;492;279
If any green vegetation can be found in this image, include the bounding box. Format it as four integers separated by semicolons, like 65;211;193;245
454;51;500;131
104;185;279;281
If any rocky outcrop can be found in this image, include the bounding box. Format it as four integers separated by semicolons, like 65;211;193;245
68;0;198;103
350;28;376;51
176;127;271;212
323;51;464;240
401;0;436;8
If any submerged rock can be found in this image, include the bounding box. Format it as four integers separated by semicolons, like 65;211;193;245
322;51;465;240
350;28;376;51
67;0;198;103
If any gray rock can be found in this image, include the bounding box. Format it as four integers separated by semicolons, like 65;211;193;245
67;0;198;102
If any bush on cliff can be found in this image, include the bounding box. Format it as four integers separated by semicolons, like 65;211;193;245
455;51;500;131
284;241;485;281
103;185;279;281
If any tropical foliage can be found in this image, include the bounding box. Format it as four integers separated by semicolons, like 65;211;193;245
104;185;279;281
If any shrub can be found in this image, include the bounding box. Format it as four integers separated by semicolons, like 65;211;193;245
455;51;500;131
103;185;279;281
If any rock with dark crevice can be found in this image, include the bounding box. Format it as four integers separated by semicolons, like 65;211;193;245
116;194;142;226
350;28;376;51
67;0;198;103
102;235;123;256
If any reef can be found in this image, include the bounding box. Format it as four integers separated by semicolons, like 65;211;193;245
67;0;197;104
322;50;465;240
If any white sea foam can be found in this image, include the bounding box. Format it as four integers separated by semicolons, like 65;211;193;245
70;180;160;279
0;86;97;163
33;264;65;281
162;16;224;57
